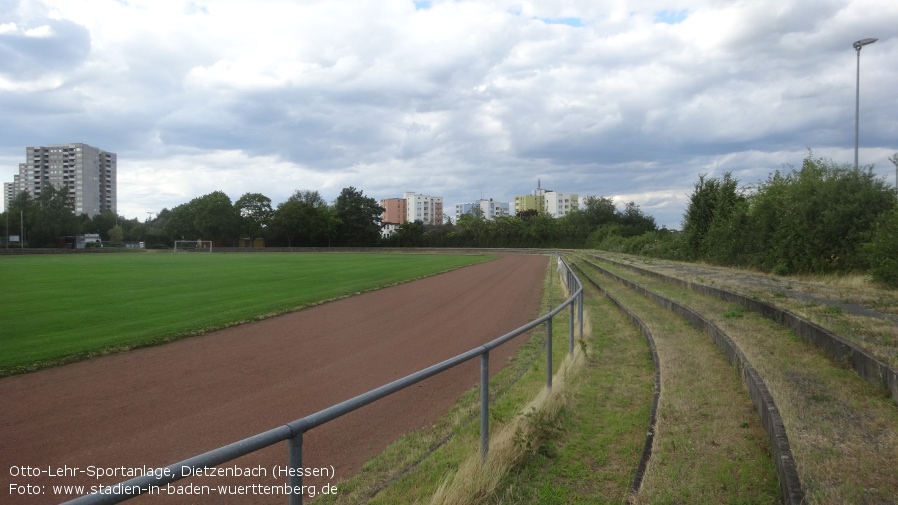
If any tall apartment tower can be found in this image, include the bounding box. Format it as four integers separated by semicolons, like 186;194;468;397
4;143;116;217
404;192;443;226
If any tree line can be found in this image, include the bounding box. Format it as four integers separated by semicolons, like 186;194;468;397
0;185;385;248
1;183;658;250
156;188;658;249
3;152;895;287
1;184;139;248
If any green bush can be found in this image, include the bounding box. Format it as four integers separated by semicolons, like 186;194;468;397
676;152;895;277
865;206;898;288
748;154;894;274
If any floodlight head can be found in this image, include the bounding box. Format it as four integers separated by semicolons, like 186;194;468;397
853;38;878;50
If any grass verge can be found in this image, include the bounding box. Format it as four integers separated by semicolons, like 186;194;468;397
490;264;655;504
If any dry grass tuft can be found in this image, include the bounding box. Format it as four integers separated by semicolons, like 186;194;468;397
426;339;586;505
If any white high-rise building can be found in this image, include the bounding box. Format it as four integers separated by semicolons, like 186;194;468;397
4;143;116;218
403;191;443;225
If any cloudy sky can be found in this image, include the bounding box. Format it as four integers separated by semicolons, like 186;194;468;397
1;0;896;229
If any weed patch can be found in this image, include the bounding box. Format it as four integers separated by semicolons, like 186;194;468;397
723;305;747;318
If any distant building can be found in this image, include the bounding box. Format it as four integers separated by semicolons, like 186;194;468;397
513;180;578;218
455;198;511;222
455;203;478;221
380;191;443;236
543;190;578;218
380;197;407;228
404;192;443;226
514;194;545;215
3;143;116;218
3;181;15;210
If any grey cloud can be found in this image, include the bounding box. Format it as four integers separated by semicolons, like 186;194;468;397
0;18;90;79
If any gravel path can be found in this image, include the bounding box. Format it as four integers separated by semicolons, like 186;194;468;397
1;254;549;504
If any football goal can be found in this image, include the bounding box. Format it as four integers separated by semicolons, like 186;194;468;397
173;240;213;253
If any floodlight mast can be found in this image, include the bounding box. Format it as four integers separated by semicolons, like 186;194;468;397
853;38;878;50
854;37;877;170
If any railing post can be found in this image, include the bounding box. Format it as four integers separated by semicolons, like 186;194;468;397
546;318;553;389
579;290;584;339
289;432;304;505
569;297;575;356
480;351;489;462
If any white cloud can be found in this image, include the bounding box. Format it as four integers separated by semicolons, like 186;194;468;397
23;23;51;37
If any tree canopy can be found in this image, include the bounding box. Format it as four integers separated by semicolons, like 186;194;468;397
235;192;273;243
270;190;338;247
333;187;385;247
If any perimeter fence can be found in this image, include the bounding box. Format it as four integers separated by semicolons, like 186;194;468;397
63;253;583;505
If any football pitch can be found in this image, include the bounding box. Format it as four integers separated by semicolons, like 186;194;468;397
0;252;493;375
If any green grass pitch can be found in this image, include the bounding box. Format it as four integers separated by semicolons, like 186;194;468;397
0;252;492;375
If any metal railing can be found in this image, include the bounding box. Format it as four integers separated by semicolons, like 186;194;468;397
63;254;583;505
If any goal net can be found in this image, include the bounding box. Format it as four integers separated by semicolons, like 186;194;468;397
174;240;213;253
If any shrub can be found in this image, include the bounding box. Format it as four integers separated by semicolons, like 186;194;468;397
866;206;898;288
